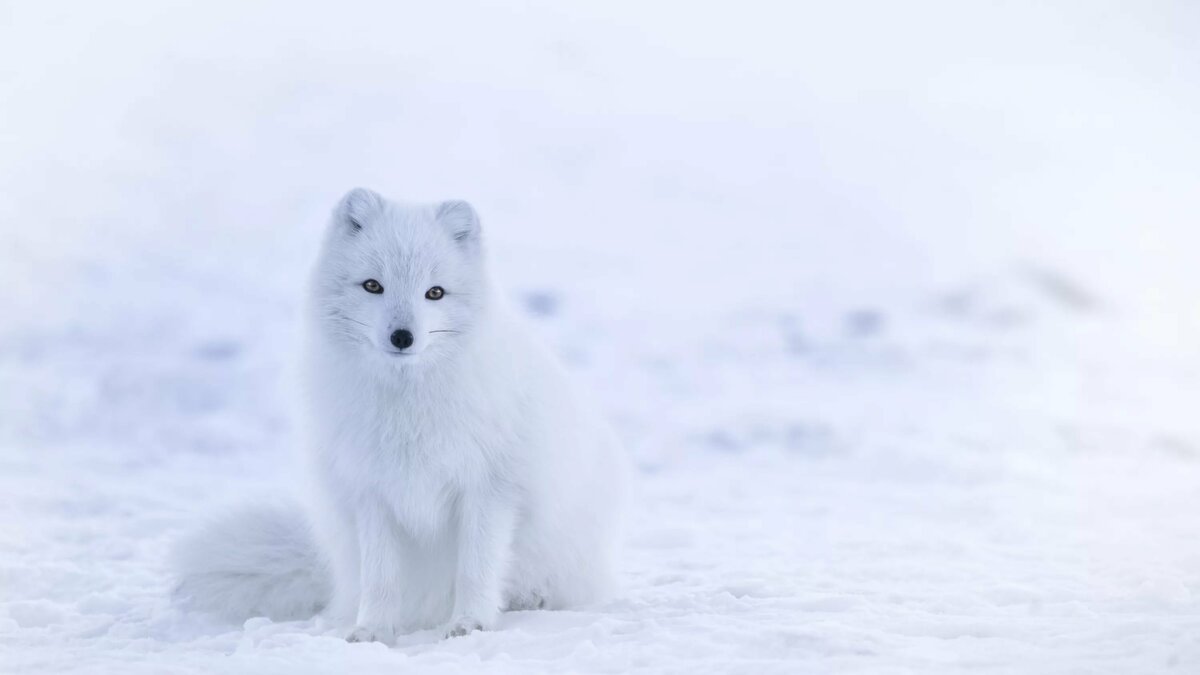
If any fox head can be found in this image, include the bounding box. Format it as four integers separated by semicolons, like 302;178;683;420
310;188;488;368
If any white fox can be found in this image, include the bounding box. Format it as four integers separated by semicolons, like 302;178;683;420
173;189;627;642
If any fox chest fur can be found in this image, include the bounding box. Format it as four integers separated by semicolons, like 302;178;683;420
308;353;525;541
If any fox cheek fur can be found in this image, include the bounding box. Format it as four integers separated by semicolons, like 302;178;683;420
171;188;629;642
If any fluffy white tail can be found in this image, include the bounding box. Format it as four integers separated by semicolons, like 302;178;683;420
171;502;331;622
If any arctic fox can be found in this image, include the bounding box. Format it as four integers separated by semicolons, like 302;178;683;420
173;189;627;642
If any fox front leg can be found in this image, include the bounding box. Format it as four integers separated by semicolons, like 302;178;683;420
444;493;517;638
346;501;403;644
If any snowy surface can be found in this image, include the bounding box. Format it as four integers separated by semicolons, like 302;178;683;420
3;1;1200;672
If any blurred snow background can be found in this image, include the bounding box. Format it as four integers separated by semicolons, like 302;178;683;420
2;1;1200;672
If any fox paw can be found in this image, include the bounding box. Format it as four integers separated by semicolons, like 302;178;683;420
346;625;394;644
506;591;547;611
443;617;485;639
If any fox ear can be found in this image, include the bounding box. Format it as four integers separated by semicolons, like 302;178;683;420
334;188;384;232
436;200;481;247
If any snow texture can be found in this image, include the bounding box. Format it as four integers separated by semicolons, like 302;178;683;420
3;1;1200;673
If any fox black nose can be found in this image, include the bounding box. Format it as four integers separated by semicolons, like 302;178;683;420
390;329;414;350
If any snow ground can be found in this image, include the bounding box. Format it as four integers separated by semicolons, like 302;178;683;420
3;1;1200;672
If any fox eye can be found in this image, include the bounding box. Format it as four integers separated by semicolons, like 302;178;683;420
425;286;445;300
362;279;383;294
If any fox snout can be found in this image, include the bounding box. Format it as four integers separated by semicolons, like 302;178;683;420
390;329;415;350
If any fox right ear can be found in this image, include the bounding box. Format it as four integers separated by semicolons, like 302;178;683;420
334;188;383;232
436;200;481;247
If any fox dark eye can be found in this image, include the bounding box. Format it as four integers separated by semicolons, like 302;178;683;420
362;279;383;294
425;286;445;300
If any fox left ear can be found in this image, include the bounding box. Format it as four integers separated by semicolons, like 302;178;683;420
436;200;481;247
335;187;384;233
